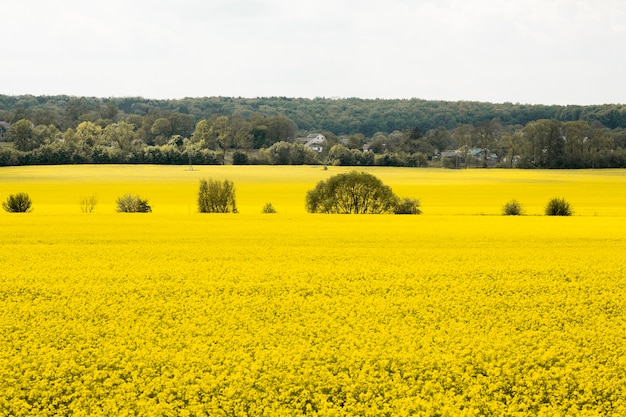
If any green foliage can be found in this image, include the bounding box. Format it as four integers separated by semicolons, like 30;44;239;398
394;198;422;215
262;203;277;214
116;194;152;213
198;179;238;213
502;199;524;216
6;119;39;151
2;192;33;213
232;150;249;165
3;95;626;168
306;171;399;214
545;198;573;216
266;141;320;165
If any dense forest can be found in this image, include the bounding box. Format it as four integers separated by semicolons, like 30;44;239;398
1;95;625;168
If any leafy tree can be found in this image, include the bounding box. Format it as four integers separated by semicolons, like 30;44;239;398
232;150;249;165
6;119;37;151
328;144;355;165
230;115;253;150
75;121;104;149
116;194;152;213
523;120;564;168
266;141;319;165
103;121;136;151
198;179;237;213
499;131;526;168
192;119;212;146
150;118;173;145
306;171;400;214
472;120;502;167
2;192;33;213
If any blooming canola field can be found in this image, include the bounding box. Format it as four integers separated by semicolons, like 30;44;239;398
1;166;626;416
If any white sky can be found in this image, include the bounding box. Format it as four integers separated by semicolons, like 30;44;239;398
2;0;625;105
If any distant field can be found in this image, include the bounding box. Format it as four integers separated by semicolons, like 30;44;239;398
1;166;626;415
1;165;626;215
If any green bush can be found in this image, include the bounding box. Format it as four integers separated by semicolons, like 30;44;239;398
116;194;152;213
262;203;277;214
232;150;249;165
2;192;33;213
502;199;523;216
306;171;420;215
545;198;573;216
198;179;238;213
394;198;422;214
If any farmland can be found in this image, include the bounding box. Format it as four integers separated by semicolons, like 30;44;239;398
1;166;626;416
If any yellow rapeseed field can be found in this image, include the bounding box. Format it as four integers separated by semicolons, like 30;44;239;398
1;165;626;416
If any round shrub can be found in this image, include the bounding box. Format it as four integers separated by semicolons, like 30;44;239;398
394;198;422;215
116;194;152;213
502;199;523;216
306;171;397;214
2;192;33;213
306;171;421;215
545;198;573;216
262;203;277;214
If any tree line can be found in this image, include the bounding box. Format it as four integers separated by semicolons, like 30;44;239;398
1;95;625;168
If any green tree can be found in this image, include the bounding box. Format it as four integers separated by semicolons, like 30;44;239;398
523;120;563;168
230;115;253;150
150;118;173;146
265;115;297;145
562;120;591;167
587;126;614;169
499;131;526;168
328;144;355;165
6;119;36;151
103;121;136;151
198;179;238;213
453;124;473;168
75;121;104;149
306;171;402;214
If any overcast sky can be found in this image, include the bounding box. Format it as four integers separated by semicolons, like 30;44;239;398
2;0;625;105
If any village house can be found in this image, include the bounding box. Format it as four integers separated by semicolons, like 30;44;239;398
294;133;326;153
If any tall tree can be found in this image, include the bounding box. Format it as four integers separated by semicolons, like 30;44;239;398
75;121;104;156
103;121;136;151
453;124;473;168
150;118;173;145
499;131;526;168
229;115;252;150
6;119;36;151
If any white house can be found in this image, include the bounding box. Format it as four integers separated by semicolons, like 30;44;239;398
295;133;326;153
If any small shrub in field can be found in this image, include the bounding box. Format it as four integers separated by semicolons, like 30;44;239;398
2;193;33;213
198;179;238;213
394;198;422;215
545;198;573;216
116;194;152;213
262;203;277;214
502;199;523;216
80;194;99;213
